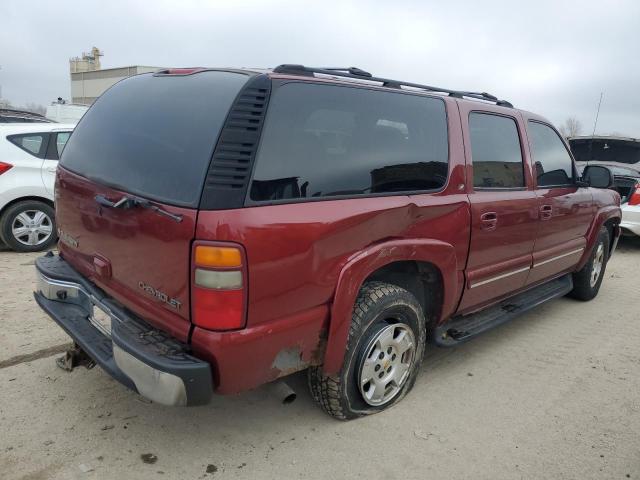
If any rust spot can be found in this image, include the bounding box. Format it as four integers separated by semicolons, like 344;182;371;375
310;328;328;365
271;346;307;377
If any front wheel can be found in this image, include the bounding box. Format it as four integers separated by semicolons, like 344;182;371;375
0;200;57;252
308;282;426;420
568;227;610;301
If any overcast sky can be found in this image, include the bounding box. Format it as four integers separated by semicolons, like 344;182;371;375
1;0;639;136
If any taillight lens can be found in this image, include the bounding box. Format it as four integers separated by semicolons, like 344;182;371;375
629;184;640;206
0;162;13;175
191;243;246;331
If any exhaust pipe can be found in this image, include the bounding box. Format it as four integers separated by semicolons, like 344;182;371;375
267;380;297;404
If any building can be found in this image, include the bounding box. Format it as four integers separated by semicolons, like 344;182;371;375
69;47;162;104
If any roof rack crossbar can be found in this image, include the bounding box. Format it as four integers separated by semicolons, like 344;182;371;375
272;64;513;108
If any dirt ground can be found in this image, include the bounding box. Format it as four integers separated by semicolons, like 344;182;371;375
1;238;639;480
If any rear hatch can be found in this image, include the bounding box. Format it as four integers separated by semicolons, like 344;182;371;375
56;70;250;341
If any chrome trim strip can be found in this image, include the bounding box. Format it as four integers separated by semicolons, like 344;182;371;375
470;266;530;289
533;248;584;268
36;272;118;338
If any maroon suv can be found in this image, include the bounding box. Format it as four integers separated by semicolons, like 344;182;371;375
35;65;621;419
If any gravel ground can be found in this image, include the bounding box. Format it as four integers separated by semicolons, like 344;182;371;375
0;238;639;480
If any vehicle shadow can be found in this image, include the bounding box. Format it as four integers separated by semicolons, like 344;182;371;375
617;234;640;252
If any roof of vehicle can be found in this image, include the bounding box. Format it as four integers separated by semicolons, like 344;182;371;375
155;65;519;111
0;123;75;135
0;108;53;123
569;135;640;144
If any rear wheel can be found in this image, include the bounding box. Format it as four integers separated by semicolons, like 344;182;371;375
568;227;609;301
0;200;57;252
308;282;426;420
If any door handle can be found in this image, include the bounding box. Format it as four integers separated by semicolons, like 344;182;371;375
480;211;498;231
540;204;553;220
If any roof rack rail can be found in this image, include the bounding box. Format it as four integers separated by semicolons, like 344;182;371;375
272;64;513;108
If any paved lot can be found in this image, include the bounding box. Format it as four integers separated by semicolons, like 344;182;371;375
1;239;639;480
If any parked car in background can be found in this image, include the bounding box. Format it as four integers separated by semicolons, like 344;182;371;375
570;136;640;236
0;123;74;251
34;65;620;419
0;108;53;124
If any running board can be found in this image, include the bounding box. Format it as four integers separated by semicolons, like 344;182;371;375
435;274;573;347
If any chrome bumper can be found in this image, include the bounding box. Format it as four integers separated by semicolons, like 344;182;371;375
34;254;212;406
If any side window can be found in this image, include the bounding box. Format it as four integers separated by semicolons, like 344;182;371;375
55;132;71;158
528;121;574;187
8;134;46;157
469;113;525;189
249;83;449;201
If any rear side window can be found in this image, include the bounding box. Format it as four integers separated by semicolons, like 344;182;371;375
61;71;249;207
249;83;448;201
469;113;524;189
56;132;71;158
8;133;47;158
528;121;574;187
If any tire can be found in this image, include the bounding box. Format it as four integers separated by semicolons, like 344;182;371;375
308;282;427;420
568;227;609;301
0;200;57;252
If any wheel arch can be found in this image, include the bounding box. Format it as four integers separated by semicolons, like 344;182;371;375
0;195;55;219
577;205;621;270
602;216;619;254
364;260;443;332
322;238;461;375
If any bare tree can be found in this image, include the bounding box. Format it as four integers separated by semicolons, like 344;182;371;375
558;117;583;138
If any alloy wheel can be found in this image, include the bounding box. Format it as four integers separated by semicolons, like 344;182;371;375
11;210;53;247
358;322;416;406
590;242;605;287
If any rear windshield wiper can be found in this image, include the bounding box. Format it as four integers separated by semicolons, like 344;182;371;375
95;194;183;223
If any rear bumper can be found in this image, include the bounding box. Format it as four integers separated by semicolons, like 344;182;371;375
34;253;212;406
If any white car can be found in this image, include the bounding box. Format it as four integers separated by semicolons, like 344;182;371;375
621;185;640;236
0;123;74;251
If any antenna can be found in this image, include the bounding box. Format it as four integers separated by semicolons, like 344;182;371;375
591;92;603;136
588;92;604;163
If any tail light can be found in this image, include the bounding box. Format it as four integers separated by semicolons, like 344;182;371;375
0;162;13;175
629;184;640;206
191;242;246;331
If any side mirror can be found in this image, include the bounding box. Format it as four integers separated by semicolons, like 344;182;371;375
582;165;615;189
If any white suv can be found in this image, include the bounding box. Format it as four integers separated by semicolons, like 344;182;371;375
0;123;74;251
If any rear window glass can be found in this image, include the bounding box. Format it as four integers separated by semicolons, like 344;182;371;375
60;71;249;207
249;83;448;202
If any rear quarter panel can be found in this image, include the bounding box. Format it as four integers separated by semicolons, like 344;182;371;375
192;96;470;388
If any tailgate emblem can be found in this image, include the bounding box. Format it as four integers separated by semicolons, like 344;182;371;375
138;281;182;310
